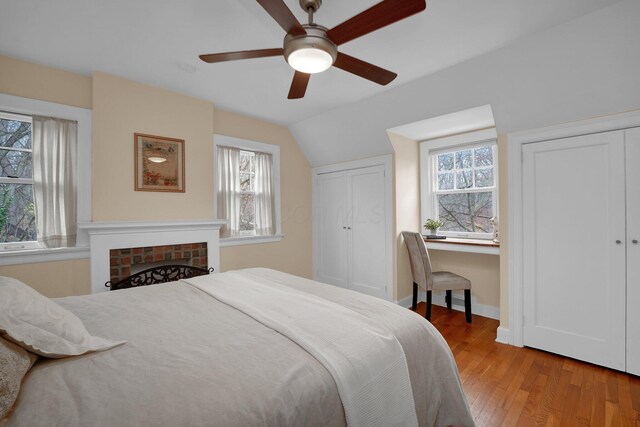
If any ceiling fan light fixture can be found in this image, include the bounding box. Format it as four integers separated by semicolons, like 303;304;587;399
284;25;337;75
287;47;333;74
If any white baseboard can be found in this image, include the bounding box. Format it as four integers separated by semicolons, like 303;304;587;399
496;326;510;344
396;295;414;308
395;290;500;320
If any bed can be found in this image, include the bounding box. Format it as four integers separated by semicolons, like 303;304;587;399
3;268;473;427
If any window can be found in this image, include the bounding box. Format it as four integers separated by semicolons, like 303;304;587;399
0;108;79;252
0;112;38;249
215;135;281;245
426;141;498;239
0;93;91;264
239;150;256;235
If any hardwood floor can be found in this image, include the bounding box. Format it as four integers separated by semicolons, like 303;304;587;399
415;303;640;426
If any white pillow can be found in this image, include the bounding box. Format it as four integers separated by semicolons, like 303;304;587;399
0;276;125;358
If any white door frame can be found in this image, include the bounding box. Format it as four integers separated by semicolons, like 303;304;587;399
312;155;394;301
507;110;640;347
625;128;640;375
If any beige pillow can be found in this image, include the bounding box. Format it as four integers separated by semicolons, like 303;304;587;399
0;336;37;422
0;276;125;358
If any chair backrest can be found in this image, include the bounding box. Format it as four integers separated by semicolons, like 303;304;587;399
401;231;433;290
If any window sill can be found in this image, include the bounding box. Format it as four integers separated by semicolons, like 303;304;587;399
424;237;500;255
0;246;90;266
220;234;284;247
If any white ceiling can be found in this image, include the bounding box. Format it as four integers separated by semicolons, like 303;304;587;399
0;0;621;125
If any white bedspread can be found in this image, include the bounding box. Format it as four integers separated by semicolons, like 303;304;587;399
8;268;474;427
183;270;418;427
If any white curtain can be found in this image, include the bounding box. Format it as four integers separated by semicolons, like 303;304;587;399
32;116;77;248
217;145;240;238
254;151;275;236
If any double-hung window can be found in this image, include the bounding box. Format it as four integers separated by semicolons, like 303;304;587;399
215;135;281;244
0;108;79;252
0;112;38;249
427;141;498;239
0;94;91;262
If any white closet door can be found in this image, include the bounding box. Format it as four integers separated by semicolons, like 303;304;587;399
522;131;626;370
316;172;349;289
347;165;387;299
626;127;640;375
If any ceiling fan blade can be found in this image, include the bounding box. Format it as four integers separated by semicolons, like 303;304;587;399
326;0;426;46
256;0;306;36
199;48;283;63
288;71;311;99
333;52;397;85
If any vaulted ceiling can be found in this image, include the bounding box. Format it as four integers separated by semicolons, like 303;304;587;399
0;0;621;125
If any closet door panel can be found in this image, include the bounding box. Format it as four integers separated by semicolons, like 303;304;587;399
522;131;626;370
626;127;640;375
315;172;349;288
347;166;388;299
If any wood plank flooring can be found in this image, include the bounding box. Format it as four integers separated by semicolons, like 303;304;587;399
415;303;640;426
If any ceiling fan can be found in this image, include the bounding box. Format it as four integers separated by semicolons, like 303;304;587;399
199;0;427;99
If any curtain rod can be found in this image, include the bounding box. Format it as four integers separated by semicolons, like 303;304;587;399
0;109;77;124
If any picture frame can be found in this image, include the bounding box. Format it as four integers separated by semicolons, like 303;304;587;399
134;133;185;193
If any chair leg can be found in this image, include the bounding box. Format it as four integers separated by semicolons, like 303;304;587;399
412;282;418;311
464;289;472;323
446;290;452;309
426;291;432;321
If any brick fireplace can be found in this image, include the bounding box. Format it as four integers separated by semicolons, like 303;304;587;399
109;242;208;284
78;220;227;293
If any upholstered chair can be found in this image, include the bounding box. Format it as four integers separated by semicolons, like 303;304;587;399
401;231;472;323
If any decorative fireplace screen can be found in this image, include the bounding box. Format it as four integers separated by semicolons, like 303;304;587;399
109;242;208;283
105;265;214;291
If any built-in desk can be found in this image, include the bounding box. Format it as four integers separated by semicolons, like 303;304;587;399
424;237;500;255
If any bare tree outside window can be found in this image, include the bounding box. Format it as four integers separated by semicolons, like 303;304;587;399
239;150;256;234
0;115;37;243
432;144;496;236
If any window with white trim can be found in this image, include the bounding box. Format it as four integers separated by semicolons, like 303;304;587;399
427;141;498;239
0;94;91;262
0;112;38;249
214;134;282;244
0;108;80;252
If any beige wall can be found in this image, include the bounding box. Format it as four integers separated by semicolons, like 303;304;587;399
0;57;313;295
388;132;421;300
214;109;313;278
92;72;215;221
0;259;90;297
0;55;92;109
390;131;502;312
428;252;500;307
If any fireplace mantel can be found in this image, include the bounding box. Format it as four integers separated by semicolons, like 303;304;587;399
78;220;227;294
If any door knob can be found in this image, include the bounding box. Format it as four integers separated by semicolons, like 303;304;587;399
342;226;346;229
633;239;639;244
616;240;622;244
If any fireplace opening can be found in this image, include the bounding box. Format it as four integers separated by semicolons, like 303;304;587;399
131;258;190;274
109;242;208;284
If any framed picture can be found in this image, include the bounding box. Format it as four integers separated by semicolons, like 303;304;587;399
134;133;185;192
